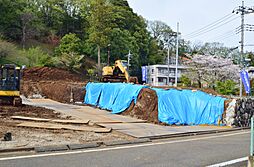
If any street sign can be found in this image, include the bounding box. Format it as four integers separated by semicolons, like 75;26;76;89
240;70;251;94
141;66;147;82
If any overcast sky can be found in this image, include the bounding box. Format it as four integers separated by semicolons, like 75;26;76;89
127;0;254;51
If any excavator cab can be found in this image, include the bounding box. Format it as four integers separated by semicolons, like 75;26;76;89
0;64;22;106
101;60;138;84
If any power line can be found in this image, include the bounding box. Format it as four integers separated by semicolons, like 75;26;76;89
184;13;234;37
207;29;235;41
216;33;237;42
185;16;239;39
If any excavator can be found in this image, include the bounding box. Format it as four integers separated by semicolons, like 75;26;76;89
101;60;138;84
0;64;22;106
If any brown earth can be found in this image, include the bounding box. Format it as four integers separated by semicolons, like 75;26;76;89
123;88;159;124
21;67;87;103
21;81;86;103
22;67;85;82
0;105;61;119
0;105;132;149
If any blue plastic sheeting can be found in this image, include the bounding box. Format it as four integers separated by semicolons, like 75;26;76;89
84;82;146;114
84;83;105;106
154;88;226;125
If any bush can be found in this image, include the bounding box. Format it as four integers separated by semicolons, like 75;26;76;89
57;52;84;72
180;75;191;87
215;80;238;95
0;40;18;63
22;47;52;67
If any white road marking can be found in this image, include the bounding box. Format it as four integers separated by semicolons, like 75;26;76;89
207;157;248;167
0;131;250;161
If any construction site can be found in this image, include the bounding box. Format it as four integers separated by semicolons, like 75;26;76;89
0;66;252;152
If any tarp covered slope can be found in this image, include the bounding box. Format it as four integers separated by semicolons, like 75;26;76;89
154;89;226;125
84;82;146;114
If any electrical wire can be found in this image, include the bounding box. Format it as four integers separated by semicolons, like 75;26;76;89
184;13;235;38
207;29;235;41
185;16;240;39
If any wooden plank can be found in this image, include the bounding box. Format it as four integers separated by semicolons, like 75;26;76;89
16;122;111;133
11;116;89;124
11;116;50;122
51;119;89;124
17;122;62;130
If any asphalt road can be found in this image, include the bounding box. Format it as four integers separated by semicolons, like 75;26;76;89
0;130;251;167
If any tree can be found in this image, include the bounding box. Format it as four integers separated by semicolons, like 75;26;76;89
87;0;113;73
185;54;240;88
189;42;241;62
147;20;175;46
55;33;81;55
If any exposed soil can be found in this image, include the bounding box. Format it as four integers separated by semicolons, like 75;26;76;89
22;67;85;82
0;105;61;119
21;67;87;103
123;88;159;124
0;105;132;149
21;81;86;103
0;126;132;149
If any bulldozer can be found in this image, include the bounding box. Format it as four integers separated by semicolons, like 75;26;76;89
0;64;22;106
101;60;138;84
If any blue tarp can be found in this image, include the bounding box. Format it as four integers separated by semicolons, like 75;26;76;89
154;88;226;125
84;82;146;114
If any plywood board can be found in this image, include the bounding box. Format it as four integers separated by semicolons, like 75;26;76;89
11;116;89;124
16;122;111;133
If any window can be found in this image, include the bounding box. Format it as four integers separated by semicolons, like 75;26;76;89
151;69;154;74
158;78;163;82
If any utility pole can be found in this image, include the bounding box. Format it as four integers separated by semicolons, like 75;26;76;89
127;50;132;71
175;22;179;87
107;44;111;66
167;43;170;85
233;1;254;97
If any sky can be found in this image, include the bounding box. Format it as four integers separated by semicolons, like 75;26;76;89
127;0;254;52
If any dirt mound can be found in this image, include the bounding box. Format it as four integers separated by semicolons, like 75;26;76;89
0;105;61;119
21;67;87;103
123;88;159;124
21;81;86;103
23;67;85;82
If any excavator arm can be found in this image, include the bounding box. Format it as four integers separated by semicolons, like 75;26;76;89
114;60;129;82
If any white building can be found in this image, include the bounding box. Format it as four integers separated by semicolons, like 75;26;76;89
146;64;187;86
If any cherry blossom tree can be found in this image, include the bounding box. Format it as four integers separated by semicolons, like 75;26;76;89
184;54;240;88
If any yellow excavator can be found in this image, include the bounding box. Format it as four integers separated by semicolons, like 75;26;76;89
0;64;22;106
101;60;138;84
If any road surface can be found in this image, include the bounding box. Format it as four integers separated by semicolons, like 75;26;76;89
0;130;250;167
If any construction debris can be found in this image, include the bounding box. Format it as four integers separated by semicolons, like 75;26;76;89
3;132;12;141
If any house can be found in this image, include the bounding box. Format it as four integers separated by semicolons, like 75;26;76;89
145;64;187;86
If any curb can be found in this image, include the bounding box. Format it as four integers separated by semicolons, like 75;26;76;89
67;142;100;150
35;145;69;153
143;127;249;140
0;147;34;153
0;127;249;154
103;138;151;146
